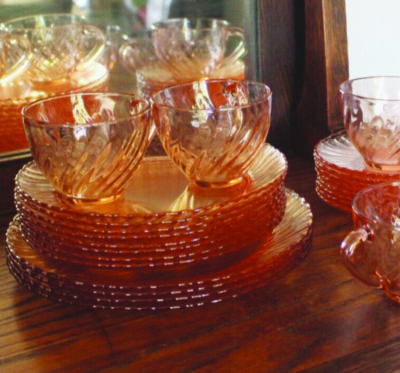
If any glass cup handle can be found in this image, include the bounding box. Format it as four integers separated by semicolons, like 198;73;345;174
0;34;31;84
340;226;381;288
77;25;106;71
220;26;246;69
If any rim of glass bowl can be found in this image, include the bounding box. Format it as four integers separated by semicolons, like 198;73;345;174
1;13;88;31
351;181;400;229
22;92;151;128
152;79;272;112
150;17;231;29
339;75;400;103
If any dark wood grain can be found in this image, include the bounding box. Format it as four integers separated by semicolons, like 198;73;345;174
257;0;298;153
293;0;349;157
257;0;348;157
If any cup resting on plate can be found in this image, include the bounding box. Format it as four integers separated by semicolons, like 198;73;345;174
150;17;246;81
22;92;154;204
152;79;272;191
340;76;400;172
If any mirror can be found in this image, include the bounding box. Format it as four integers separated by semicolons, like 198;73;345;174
0;0;261;161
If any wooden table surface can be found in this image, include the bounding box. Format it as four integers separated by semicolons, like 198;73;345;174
2;153;400;373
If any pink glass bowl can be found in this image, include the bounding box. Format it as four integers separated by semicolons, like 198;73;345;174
340;76;400;172
152;79;272;190
22;92;153;203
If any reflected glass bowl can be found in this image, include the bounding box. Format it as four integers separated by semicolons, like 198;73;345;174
150;18;246;81
2;14;106;90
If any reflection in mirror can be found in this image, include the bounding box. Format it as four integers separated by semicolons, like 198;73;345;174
0;0;261;160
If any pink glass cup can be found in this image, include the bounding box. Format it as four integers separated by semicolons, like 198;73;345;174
152;79;272;191
22;92;154;204
340;76;400;172
341;181;400;302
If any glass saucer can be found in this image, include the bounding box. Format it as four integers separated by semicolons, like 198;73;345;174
314;131;400;211
15;170;285;235
6;189;313;310
0;62;109;153
14;145;287;268
17;199;280;269
15;144;286;226
16;180;285;251
15;145;287;238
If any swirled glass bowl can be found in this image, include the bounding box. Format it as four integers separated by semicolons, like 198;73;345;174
153;79;272;190
22;92;153;203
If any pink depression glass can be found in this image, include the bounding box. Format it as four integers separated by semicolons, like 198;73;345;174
340;76;400;172
152;79;272;190
2;14;106;90
0;31;30;85
150;18;246;82
341;181;400;303
22;92;153;204
118;30;175;98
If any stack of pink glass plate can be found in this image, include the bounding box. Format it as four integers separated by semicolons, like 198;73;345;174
7;143;314;309
7;192;312;310
15;144;286;268
314;131;400;212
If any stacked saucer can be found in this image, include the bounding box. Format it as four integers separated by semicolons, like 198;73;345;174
7;144;313;309
15;144;286;269
314;131;400;211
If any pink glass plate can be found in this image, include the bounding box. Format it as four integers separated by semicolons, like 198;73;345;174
17;192;283;267
6;189;313;310
16;192;283;269
15;177;285;237
314;131;400;211
15;144;287;225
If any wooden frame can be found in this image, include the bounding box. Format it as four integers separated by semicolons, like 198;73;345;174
258;0;349;156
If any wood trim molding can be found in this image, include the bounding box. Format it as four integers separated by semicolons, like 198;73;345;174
293;0;349;156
